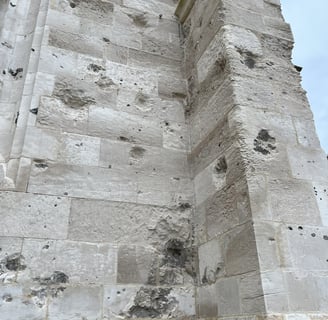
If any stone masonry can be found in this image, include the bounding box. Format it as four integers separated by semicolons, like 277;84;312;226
0;0;327;319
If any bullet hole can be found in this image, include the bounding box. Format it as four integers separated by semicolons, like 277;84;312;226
2;70;6;75
323;235;328;240
159;14;163;19
102;37;110;43
108;165;112;169
129;146;146;158
87;64;105;73
126;104;130;107
311;233;316;237
118;136;130;142
63;192;68;196
268;237;275;242
117;291;121;295
70;2;76;8
34;162;48;169
10;2;16;7
44;225;47;228
244;57;255;69
31;48;35;52
214;157;227;174
34;271;69;285
28;204;31;207
2;294;13;302
29;108;38;115
54;204;57;207
178;202;191;211
75;142;83;147
254;129;276;155
42;245;50;250
134;83;137;85
288;226;293;231
298;226;303;230
8;67;23;79
1;253;26;271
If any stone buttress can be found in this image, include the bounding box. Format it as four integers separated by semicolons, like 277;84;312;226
0;0;327;319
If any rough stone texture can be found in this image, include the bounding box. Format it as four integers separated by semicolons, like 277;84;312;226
0;0;327;319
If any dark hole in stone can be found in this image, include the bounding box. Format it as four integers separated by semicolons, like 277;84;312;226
311;233;316;237
245;57;255;69
288;226;293;231
34;271;69;285
257;129;275;142
102;37;110;43
2;294;13;302
10;2;16;7
87;63;105;73
29;108;38;115
3;253;26;271
294;65;303;72
70;2;76;8
42;245;50;250
34;162;48;169
178;202;191;211
8;67;23;78
298;226;303;230
323;235;328;240
118;136;130;142
214;157;227;174
164;239;186;268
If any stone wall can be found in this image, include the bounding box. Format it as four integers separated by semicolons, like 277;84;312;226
0;0;328;319
178;0;328;319
0;0;196;318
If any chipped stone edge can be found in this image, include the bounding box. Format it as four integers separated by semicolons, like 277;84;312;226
175;0;196;23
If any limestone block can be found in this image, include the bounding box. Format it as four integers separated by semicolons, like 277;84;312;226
28;162;138;202
38;96;88;134
58;132;101;167
0;191;70;239
100;139;189;177
163;121;189;151
293;118;321;149
22;126;59;161
279;225;328;271
68;198;192;246
33;72;56;96
117;245;157;285
105;61;158;95
123;0;176;19
105;43;129;65
253;222;281;271
264;16;293;41
103;285;195;319
239;272;266;314
48;28;104;58
116;89;185;122
197;284;218;318
313;182;328;226
19;239;117;285
194;204;207;245
108;26;142;50
48;286;102;320
217;277;241;316
261;270;289;313
268;178;321;225
222;223;259;276
287;146;328;182
0;284;46;320
88;106;163;147
198;238;224;285
285;272;328;312
46;9;80;34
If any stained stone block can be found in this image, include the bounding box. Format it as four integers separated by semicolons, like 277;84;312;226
19;239;117;285
0;285;46;320
268;178;321;225
217;277;241;316
222;223;259;276
48;286;102;320
69;198;192;246
197;284;218;318
0;192;70;239
312;182;328;226
117;245;157;284
103;285;195;319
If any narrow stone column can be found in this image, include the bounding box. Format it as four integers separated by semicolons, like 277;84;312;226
177;0;328;319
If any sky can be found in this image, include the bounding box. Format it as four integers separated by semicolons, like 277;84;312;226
280;0;328;152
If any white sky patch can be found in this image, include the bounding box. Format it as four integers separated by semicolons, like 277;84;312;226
281;0;328;152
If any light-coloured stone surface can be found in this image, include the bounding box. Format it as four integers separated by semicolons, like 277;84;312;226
1;0;328;318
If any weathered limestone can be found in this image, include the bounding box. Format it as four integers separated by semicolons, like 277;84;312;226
0;0;327;319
